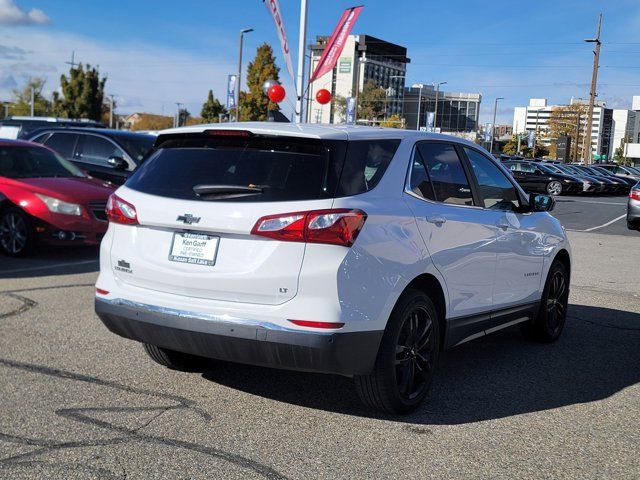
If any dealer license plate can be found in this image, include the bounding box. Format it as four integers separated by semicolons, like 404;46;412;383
169;232;219;266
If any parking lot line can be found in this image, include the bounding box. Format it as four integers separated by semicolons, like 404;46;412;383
567;214;628;233
0;259;98;275
557;199;627;206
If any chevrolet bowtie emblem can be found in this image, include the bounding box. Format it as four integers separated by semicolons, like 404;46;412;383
176;214;201;225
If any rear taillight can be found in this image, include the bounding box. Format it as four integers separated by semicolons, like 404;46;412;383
106;194;138;225
630;189;640;201
251;209;367;247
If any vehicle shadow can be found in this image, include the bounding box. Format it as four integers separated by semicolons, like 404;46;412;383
201;304;640;424
0;246;99;280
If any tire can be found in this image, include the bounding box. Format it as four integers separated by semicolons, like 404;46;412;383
546;181;563;196
0;207;35;257
143;343;208;372
354;289;440;414
521;261;569;343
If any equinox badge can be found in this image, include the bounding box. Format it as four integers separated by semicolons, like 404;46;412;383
176;214;201;225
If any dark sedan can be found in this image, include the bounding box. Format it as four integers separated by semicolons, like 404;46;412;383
503;160;582;196
28;128;155;185
571;165;627;194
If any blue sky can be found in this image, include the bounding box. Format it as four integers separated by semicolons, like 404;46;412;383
1;0;639;124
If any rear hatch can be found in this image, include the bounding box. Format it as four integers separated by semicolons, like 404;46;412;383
108;130;347;305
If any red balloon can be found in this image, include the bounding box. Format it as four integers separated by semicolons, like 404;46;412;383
316;88;332;105
267;85;286;103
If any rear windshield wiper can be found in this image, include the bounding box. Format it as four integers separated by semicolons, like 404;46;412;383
193;184;263;199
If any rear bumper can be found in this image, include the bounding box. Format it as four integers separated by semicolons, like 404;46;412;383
95;298;383;377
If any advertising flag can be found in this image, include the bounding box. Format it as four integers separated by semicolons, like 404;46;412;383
425;111;435;132
263;0;296;86
226;74;237;110
346;96;356;124
527;130;535;148
309;6;363;84
484;123;493;143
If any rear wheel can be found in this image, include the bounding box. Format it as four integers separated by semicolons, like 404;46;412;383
0;207;34;257
546;181;563;196
143;343;208;372
521;261;569;342
354;289;440;414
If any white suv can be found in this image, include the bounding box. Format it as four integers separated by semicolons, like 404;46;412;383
95;123;571;414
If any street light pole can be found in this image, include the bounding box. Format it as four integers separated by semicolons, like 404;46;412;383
30;87;35;117
236;28;254;122
582;13;602;165
433;81;447;131
490;97;504;155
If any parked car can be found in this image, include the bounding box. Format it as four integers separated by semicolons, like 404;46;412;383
628;182;640;230
589;166;637;192
0;139;115;256
28;128;155;185
555;164;610;193
598;164;640;182
503;160;582;195
95;124;571;414
0;116;105;140
571;165;627;194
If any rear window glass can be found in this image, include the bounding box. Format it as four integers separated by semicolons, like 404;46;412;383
126;134;399;202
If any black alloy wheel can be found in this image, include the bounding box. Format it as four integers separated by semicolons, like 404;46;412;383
0;208;34;257
521;261;569;342
355;289;440;414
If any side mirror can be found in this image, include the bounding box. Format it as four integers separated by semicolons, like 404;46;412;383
107;156;128;170
530;193;555;212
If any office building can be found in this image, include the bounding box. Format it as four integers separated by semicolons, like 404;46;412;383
306;35;410;124
403;85;481;132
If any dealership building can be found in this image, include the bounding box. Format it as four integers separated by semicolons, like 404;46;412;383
306;35;410;124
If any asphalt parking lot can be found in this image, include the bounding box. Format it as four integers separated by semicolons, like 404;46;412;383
0;199;638;479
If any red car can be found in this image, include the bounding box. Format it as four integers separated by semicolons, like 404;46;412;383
0;139;115;256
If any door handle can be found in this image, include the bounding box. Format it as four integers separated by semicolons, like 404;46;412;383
426;215;447;226
458;187;471;194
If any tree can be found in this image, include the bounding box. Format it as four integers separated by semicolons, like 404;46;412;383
379;114;404;128
239;43;281;121
545;103;588;160
502;135;520;156
201;90;227;123
357;80;387;122
129;114;173;131
10;77;52;116
54;63;107;121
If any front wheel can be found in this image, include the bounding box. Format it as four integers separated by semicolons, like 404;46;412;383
0;207;34;257
546;181;563;196
521;261;569;342
354;289;440;414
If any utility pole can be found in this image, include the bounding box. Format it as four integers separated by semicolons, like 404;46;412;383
236;28;254;122
413;84;424;131
175;102;183;128
490;97;503;155
65;51;78;69
582;13;602;165
433;81;447;130
295;0;308;123
30;87;35;116
108;95;115;129
574;111;581;163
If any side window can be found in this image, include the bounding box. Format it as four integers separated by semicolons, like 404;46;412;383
505;162;518;172
464;147;520;211
416;142;474;206
30;133;50;144
409;147;435;201
77;135;125;167
337;139;400;196
44;133;79;160
519;163;535;173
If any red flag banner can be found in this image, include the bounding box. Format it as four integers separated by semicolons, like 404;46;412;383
309;6;363;84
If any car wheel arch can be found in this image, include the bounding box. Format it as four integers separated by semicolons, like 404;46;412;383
553;248;571;277
402;273;447;351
